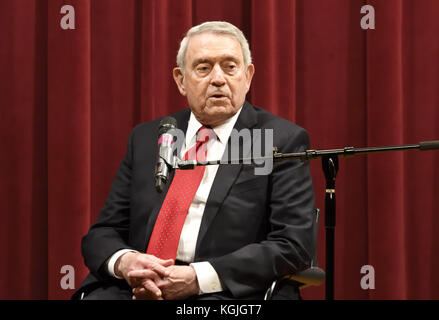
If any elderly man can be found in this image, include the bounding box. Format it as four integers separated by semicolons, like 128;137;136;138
74;21;315;300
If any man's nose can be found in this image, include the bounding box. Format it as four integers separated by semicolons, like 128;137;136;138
210;65;226;87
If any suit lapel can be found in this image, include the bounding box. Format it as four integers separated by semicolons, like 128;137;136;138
194;102;258;257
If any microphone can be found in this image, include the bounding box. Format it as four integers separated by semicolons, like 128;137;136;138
155;117;178;193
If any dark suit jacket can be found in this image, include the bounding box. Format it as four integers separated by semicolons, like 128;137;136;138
74;101;315;300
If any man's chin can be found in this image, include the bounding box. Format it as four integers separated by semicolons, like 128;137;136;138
204;102;234;114
206;106;228;113
195;105;236;126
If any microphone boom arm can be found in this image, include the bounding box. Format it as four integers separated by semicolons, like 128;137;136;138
173;140;439;169
169;139;439;300
273;140;439;162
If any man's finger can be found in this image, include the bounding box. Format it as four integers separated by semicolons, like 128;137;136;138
160;258;175;267
133;287;146;295
133;285;158;299
128;269;167;288
146;254;173;265
141;260;171;277
133;255;174;278
132;288;153;300
151;263;172;277
127;269;156;279
141;279;162;297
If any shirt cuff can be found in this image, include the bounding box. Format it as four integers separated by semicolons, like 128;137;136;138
190;261;223;294
107;249;138;279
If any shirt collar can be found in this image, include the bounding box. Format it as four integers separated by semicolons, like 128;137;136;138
185;106;243;148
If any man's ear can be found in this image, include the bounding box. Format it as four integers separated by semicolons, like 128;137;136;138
245;64;255;91
173;67;187;96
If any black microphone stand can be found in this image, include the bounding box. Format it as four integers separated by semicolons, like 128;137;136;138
273;140;438;300
173;140;439;300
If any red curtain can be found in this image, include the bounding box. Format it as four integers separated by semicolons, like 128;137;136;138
1;0;438;300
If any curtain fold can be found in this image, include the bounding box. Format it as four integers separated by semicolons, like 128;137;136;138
251;0;297;121
366;0;407;299
46;0;91;299
0;0;438;299
0;0;49;300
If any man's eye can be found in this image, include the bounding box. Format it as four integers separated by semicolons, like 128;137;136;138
224;64;237;73
197;66;210;72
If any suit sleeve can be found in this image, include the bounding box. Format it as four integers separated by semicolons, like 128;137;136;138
81;129;137;280
208;126;315;298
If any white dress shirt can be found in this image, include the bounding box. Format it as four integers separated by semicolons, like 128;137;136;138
107;107;243;295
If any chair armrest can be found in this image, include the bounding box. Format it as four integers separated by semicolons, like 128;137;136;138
284;267;325;288
264;267;326;300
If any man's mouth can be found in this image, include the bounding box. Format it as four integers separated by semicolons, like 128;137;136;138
209;93;227;99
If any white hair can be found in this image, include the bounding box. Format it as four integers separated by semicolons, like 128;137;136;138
176;21;252;70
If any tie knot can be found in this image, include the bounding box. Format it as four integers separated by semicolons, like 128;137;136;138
197;126;215;144
183;126;215;161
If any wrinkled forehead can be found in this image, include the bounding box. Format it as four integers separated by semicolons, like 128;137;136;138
185;32;244;64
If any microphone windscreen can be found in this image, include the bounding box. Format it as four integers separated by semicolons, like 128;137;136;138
158;116;177;136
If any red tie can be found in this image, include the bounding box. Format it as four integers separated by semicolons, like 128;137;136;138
146;126;215;260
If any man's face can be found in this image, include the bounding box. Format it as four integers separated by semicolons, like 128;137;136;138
173;32;255;127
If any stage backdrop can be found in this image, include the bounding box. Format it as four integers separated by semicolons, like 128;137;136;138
1;0;438;300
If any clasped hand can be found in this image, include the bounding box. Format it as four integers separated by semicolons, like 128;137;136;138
115;252;199;300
